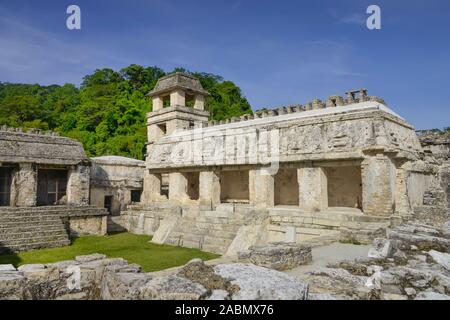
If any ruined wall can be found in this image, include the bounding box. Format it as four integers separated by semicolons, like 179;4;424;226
67;165;90;206
69;215;107;237
90;187;123;215
406;172;435;208
89;156;145;215
147;103;421;170
10;164;37;207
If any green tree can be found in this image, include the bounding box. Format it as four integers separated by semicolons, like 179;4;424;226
0;65;253;159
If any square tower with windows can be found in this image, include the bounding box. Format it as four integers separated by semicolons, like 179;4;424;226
145;72;210;148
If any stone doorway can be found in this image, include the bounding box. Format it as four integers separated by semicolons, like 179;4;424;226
37;169;68;206
325;166;362;209
220;170;249;203
274;168;299;206
0;167;12;206
184;172;199;200
160;173;169;198
104;195;113;214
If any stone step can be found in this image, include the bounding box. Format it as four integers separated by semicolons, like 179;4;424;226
166;230;236;254
0;208;71;253
0;217;63;229
0;239;71;253
0;211;63;218
0;220;64;228
178;218;247;228
171;222;241;234
0;229;68;241
0;224;66;234
0;207;103;219
171;230;237;243
0;214;65;222
0;234;69;247
171;223;239;238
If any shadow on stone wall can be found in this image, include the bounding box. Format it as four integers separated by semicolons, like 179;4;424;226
0;243;22;267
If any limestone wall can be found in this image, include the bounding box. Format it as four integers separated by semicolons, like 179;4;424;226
69;215;107;237
89;156;145;215
146;103;422;170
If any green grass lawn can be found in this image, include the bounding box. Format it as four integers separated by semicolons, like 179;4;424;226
0;232;219;272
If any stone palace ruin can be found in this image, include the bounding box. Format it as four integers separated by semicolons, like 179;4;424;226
1;72;448;258
0;129;144;252
119;72;449;256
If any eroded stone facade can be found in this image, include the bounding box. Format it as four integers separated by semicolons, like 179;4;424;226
0;127;108;252
119;73;448;255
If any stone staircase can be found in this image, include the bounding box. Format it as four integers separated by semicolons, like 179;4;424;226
0;207;71;253
163;204;265;254
268;207;391;244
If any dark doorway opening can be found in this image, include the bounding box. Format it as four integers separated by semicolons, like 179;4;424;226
37;169;68;206
104;195;113;214
131;189;142;203
0;167;13;206
161;173;169;198
185;172;199;200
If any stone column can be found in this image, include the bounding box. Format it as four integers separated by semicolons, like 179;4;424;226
152;96;163;111
394;164;411;216
361;154;396;216
142;171;164;203
194;94;205;110
168;172;189;203
67;165;90;205
297;166;327;212
249;168;274;207
199;170;221;207
12;163;37;207
170;89;185;106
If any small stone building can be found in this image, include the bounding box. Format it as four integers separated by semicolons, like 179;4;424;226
90;156;145;216
0;127;107;252
120;72;448;256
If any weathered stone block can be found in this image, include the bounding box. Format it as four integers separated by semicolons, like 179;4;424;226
138;275;207;300
214;263;309;300
0;271;25;300
237;242;312;270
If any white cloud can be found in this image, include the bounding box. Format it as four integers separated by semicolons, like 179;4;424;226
339;13;366;25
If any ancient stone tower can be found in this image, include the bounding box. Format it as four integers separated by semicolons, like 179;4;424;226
143;72;210;202
146;72;210;143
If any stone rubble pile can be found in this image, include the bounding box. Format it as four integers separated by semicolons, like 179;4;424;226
299;220;450;300
0;254;308;300
237;242;312;271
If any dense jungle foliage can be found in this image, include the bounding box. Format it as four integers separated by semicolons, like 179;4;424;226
0;65;252;159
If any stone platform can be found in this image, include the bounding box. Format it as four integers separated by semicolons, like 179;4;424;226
0;206;108;253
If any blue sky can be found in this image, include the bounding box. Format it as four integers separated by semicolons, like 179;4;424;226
0;0;449;129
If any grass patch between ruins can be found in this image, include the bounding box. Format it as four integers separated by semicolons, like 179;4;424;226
0;232;219;272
